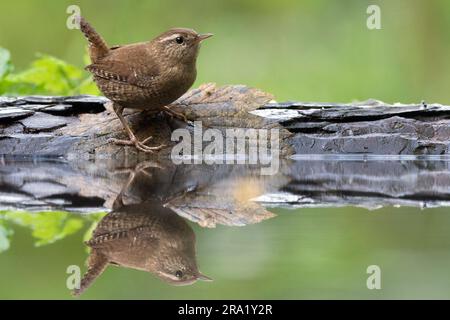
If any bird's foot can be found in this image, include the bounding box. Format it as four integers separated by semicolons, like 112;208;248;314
110;136;166;153
163;106;188;122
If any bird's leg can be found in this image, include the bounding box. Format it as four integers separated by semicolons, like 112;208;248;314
110;103;166;153
162;106;188;122
112;160;164;211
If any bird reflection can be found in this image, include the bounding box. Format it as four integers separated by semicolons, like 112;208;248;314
73;162;212;296
74;161;277;296
73;201;211;296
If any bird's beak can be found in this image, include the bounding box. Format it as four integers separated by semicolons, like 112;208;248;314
198;33;214;42
197;273;213;281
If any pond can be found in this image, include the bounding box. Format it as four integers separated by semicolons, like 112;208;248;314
1;157;450;299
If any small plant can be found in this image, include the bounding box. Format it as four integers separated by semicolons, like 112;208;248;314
0;47;99;96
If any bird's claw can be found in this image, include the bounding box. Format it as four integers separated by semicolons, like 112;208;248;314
163;107;188;123
110;137;166;153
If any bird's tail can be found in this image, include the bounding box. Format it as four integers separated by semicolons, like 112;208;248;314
78;16;109;63
72;251;109;297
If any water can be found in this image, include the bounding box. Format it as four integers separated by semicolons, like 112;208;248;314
1;158;450;299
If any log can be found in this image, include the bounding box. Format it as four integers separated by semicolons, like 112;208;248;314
1;83;450;158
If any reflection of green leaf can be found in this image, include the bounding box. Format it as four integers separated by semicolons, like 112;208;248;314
0;210;107;252
0;48;12;79
0;223;13;253
2;211;83;247
83;212;107;242
83;221;98;244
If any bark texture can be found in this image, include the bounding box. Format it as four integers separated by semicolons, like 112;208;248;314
1;84;450;158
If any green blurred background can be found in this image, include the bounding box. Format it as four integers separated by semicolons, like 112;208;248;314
1;0;449;103
1;0;450;299
2;207;450;299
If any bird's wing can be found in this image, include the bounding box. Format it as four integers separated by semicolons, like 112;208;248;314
86;58;160;88
87;227;159;249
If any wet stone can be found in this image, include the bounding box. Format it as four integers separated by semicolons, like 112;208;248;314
0;192;32;205
0;134;80;157
21;181;72;198
0;107;35;121
19;112;75;132
21;96;64;104
1;123;25;134
42;104;74;113
0;97;20;105
20;104;56;111
20;104;80;115
64;95;109;104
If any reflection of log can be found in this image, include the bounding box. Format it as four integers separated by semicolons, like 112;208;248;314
1;84;450;157
259;159;450;210
1;159;449;223
0;159;281;227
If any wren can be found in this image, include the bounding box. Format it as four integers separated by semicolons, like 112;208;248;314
78;16;213;152
71;162;212;296
72;203;212;296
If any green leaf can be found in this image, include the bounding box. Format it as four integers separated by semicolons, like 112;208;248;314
0;78;44;95
7;54;83;95
0;48;98;96
0;47;12;79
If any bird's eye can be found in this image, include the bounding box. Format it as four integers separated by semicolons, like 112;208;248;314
175;270;183;278
175;37;184;44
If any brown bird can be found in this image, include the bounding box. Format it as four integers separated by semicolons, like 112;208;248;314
78;16;213;152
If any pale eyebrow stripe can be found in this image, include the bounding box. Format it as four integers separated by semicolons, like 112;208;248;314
159;34;181;42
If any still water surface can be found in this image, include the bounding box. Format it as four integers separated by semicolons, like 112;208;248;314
0;158;449;299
